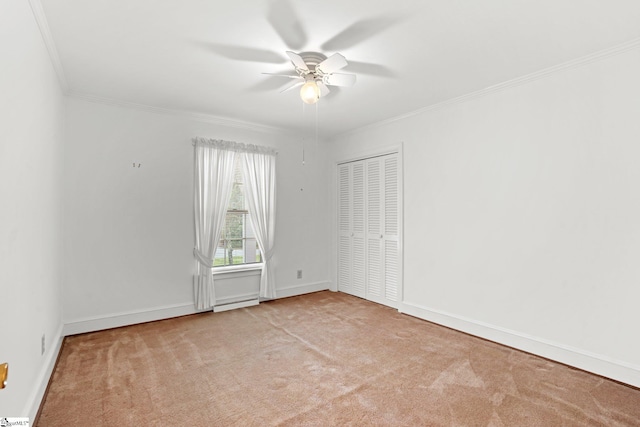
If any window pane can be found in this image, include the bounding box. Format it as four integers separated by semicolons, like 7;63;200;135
213;242;226;266
228;163;244;210
213;157;261;268
225;212;243;240
224;239;243;265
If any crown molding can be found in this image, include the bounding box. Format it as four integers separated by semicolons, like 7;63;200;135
28;0;69;93
336;37;640;139
68;91;294;135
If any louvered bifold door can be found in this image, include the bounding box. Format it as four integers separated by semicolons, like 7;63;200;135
337;164;352;294
338;153;400;307
351;162;366;298
383;154;400;303
366;158;384;302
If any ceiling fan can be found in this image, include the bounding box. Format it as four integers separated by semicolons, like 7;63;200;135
264;51;357;104
198;0;402;102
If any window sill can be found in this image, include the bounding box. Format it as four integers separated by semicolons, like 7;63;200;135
212;263;263;276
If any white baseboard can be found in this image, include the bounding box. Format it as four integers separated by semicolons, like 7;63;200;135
63;303;204;336
399;301;640;388
62;282;331;337
275;281;331;299
27;322;64;422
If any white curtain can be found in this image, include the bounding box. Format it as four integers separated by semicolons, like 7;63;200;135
193;139;237;310
241;150;277;299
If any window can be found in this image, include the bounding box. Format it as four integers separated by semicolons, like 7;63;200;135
213;157;262;267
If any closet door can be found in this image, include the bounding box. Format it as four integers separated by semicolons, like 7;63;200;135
365;154;399;307
337;164;352;295
338;153;400;306
351;161;366;298
382;154;399;303
365;158;384;302
337;162;366;298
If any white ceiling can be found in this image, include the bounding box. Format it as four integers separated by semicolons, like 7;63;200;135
39;0;640;137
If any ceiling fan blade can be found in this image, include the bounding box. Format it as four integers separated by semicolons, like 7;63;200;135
317;81;331;98
280;80;304;93
346;61;396;78
286;51;309;72
323;73;357;87
321;15;404;51
262;72;302;79
200;43;285;64
316;53;348;75
268;0;307;50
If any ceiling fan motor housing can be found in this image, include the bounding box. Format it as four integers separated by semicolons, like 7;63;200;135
278;50;355;101
298;52;328;74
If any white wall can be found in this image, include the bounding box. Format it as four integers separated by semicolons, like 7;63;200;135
0;1;65;418
329;46;640;386
62;98;331;329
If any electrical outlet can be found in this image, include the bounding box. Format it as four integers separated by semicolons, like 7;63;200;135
41;334;45;355
297;270;302;279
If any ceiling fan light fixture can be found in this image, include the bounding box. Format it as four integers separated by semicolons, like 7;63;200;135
273;51;355;104
300;80;319;104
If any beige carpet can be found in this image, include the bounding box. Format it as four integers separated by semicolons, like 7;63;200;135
37;291;640;426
